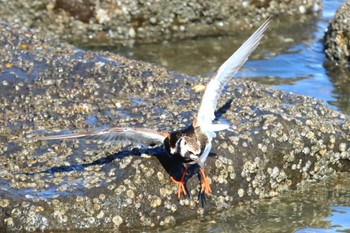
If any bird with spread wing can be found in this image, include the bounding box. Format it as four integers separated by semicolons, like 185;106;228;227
33;19;270;201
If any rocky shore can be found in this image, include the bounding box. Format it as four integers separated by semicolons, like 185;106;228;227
0;20;349;231
0;0;321;44
0;0;350;231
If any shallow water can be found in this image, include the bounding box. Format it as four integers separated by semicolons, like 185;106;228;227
81;0;350;232
83;1;349;116
122;173;350;233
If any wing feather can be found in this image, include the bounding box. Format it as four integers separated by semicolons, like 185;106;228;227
33;127;168;147
196;19;270;130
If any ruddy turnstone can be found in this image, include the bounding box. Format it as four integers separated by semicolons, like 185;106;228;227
33;19;270;201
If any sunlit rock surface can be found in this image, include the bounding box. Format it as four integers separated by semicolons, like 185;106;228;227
324;0;350;65
0;23;349;232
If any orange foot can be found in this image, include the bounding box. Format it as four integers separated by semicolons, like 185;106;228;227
199;168;212;196
170;166;188;199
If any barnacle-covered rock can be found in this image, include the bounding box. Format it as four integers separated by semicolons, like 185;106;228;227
0;22;349;232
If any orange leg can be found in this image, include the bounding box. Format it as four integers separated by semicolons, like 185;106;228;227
170;166;188;199
199;168;212;196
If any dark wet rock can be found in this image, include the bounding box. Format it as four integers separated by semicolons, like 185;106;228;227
0;23;350;232
0;0;321;44
324;0;350;65
54;0;94;23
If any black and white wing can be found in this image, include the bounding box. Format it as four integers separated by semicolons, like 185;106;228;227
32;127;169;147
196;19;270;132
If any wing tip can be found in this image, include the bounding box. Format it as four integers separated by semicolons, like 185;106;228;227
196;18;271;128
28;135;63;141
28;133;82;141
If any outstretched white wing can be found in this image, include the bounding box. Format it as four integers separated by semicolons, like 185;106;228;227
196;19;270;131
33;127;169;147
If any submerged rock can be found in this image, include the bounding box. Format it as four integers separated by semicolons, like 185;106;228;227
324;0;350;65
0;23;349;232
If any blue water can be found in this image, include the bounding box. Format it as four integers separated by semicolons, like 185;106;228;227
239;0;345;114
297;206;350;233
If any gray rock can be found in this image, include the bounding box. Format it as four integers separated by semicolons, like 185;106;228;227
0;23;349;232
324;0;350;65
0;0;321;43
